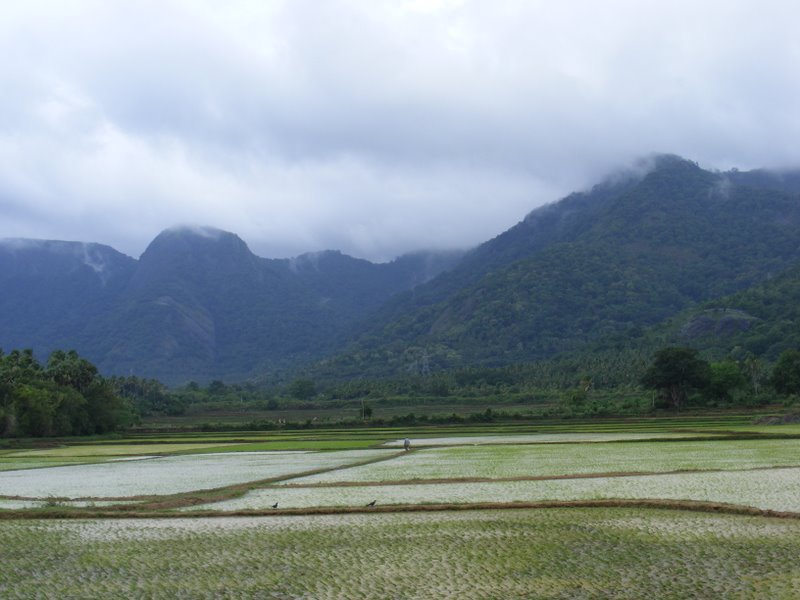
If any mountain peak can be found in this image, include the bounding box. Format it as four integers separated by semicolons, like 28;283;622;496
162;225;232;240
141;226;252;260
647;153;699;170
153;226;246;249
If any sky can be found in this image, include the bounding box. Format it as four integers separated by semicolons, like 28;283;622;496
1;0;799;262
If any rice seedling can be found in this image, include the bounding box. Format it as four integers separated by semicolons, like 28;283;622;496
288;438;800;484
0;449;396;499
2;509;800;598
200;466;800;513
5;424;800;597
382;431;721;447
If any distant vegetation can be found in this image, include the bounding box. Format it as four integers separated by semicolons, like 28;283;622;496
100;344;800;432
3;337;796;438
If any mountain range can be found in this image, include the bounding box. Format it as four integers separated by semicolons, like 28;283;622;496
0;228;462;384
2;155;800;385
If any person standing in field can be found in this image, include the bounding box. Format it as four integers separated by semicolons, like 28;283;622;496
404;438;411;451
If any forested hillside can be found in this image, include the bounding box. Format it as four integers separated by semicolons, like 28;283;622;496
318;156;800;379
650;261;800;362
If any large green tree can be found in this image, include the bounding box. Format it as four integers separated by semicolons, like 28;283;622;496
46;350;98;393
641;347;710;410
771;349;800;395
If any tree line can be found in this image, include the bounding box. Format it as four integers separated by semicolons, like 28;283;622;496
111;345;800;424
640;346;800;410
5;343;800;438
0;349;133;437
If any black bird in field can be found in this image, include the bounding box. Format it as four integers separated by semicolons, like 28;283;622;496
271;502;278;509
366;500;376;507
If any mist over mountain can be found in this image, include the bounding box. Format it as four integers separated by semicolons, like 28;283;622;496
3;155;800;385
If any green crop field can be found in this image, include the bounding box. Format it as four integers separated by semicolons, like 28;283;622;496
2;418;800;597
4;443;243;457
0;449;397;499
3;509;800;598
206;466;800;513
286;438;800;485
381;431;724;447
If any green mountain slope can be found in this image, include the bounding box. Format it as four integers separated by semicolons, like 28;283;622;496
358;163;644;330
320;156;800;378
655;261;800;361
535;258;800;390
0;240;137;351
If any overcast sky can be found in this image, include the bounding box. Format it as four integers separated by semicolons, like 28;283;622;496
1;0;799;261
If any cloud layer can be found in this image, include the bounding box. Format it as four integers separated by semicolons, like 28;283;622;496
1;0;799;260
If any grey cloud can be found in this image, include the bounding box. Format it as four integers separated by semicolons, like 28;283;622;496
0;0;799;260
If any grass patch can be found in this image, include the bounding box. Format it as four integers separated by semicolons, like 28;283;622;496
5;443;242;458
